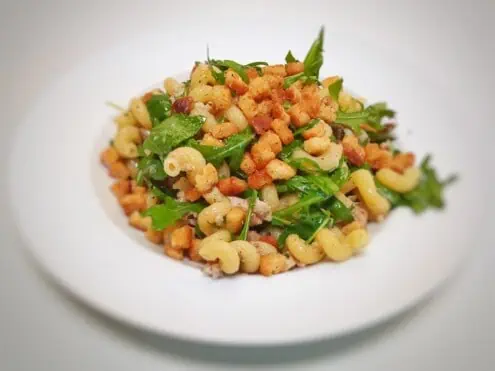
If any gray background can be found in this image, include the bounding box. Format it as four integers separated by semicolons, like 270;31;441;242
1;1;494;370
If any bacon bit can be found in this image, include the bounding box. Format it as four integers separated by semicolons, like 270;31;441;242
184;187;202;202
250;115;273;135
270;88;286;104
172;96;194;114
247;169;273;190
142;92;154;103
342;136;366;166
217;177;248;196
259;235;278;248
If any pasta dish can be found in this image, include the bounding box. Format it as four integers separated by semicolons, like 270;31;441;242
100;28;455;277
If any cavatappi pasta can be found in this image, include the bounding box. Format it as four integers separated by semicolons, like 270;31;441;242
100;28;455;278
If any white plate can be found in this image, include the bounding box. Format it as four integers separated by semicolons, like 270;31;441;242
8;28;486;345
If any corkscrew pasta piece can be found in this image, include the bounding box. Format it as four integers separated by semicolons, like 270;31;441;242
224;104;249;131
285;234;325;265
130;98;152;130
113;126;141;159
292;142;343;171
199;240;240;275
230;241;260;273
163;147;206;178
376;167;421;193
351;169;391;218
197;200;232;236
261;184;280;211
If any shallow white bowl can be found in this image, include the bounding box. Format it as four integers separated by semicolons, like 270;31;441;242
8;30;485;345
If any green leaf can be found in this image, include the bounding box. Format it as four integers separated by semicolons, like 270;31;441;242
285;50;298;63
143;197;205;231
303;27;324;79
283;72;305;89
210;65;226;84
293;119;320;137
279;139;303;161
306;174;339;195
281;176;324;196
335;111;368;133
137;156;166;181
401;155;457;213
281;174;338;198
367;124;396;143
329;165;350;187
375;179;402;207
306;210;333;243
365;102;395;130
273;194;326;222
328;78;343;101
286;158;322;173
143;114;205;155
276;209;333;246
245;61;269;67
327;198;354;222
212;59;249;83
238;190;258;240
188;127;255;169
146;94;172;126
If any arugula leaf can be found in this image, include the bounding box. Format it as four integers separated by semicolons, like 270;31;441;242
283;72;305;89
303;27;324;79
188;128;255;169
273;194;326;223
245;61;269;67
366;102;395;130
375;179;402;207
327;198;354;222
374;156;457;213
211;59;249;83
401;155;457;213
281;176;323;196
143;197;204;231
146;94;172;126
283;27;325;88
329;165;350;187
279;139;303;161
143;114;205;155
281;174;338;198
335;111;367;133
137;156;166;181
306;174;339;195
277;208;333;246
306;210;333;243
286;157;322;173
367;124;396;143
210;65;226;84
285;50;298;63
238;190;258;240
293;119;320;137
328;77;343;101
